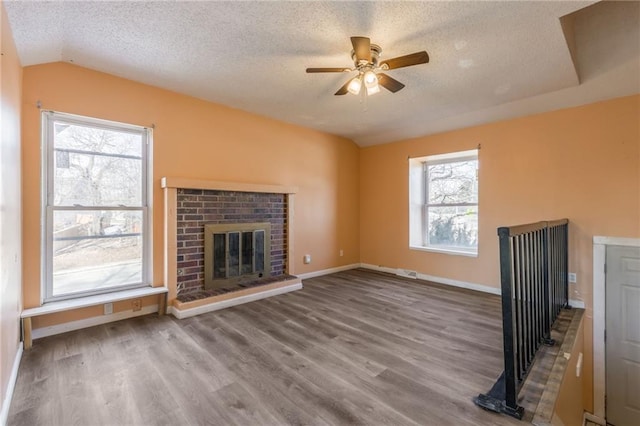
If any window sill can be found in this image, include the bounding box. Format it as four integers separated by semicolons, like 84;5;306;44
21;286;167;318
409;245;478;258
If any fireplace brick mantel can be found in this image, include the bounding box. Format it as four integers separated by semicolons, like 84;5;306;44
162;177;297;307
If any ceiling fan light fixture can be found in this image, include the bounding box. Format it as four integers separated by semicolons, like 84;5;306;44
366;84;380;96
347;76;362;95
363;70;380;95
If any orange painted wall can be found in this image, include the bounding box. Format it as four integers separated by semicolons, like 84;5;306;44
21;62;360;313
0;1;23;419
360;94;640;412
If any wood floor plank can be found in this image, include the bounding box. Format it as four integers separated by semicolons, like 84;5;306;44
211;382;283;426
8;269;526;425
284;285;503;379
214;312;372;425
216;305;421;426
186;317;328;426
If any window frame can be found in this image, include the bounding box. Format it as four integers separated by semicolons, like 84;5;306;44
41;111;153;303
409;149;478;257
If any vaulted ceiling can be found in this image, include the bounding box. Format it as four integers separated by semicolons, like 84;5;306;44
5;1;640;146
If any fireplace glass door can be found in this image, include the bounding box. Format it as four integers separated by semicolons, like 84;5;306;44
205;223;271;289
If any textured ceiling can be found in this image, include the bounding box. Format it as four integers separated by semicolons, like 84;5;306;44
5;1;640;146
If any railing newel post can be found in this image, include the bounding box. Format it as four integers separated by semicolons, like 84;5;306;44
474;227;523;419
563;222;569;308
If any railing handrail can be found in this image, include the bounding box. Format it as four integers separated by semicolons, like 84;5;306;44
498;221;547;237
499;218;568;237
547;218;569;228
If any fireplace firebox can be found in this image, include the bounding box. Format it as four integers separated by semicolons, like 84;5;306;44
204;222;271;289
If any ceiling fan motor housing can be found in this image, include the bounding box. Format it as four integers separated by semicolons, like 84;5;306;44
351;44;382;69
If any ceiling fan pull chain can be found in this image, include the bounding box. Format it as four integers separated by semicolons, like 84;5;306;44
361;87;369;112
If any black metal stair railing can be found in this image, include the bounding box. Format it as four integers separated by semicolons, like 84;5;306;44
474;219;569;419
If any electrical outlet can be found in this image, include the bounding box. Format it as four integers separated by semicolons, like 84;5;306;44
104;302;113;315
303;254;311;264
132;299;142;312
339;249;344;257
568;272;577;283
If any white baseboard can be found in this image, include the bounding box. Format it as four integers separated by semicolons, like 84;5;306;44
169;282;303;319
360;263;501;295
0;342;23;426
31;305;158;340
415;271;501;295
359;263;396;275
297;263;360;280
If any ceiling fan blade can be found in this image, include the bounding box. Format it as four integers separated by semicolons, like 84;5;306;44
377;73;405;93
334;80;351;96
351;36;371;63
380;51;429;70
306;67;351;73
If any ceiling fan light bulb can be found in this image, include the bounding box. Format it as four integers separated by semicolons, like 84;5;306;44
347;77;362;95
363;70;377;86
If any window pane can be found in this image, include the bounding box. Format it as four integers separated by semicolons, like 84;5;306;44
427;160;478;204
427;206;478;250
52;210;143;296
54;122;142;156
53;122;143;207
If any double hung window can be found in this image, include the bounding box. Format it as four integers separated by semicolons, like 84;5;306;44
42;112;152;301
409;149;478;256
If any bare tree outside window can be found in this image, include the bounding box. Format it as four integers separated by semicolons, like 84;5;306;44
44;113;150;301
425;158;478;251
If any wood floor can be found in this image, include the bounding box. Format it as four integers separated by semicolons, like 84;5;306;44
8;269;524;425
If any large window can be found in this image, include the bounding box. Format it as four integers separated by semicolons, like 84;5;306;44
42;112;152;301
409;149;478;256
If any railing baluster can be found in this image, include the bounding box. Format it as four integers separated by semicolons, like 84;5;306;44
537;229;544;343
512;235;521;381
552;228;560;320
527;234;533;368
515;234;524;379
532;231;537;349
562;223;569;308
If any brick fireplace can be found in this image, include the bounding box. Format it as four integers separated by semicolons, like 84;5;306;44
161;177;301;317
176;189;287;296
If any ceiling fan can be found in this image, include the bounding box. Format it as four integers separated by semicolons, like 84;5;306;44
306;36;429;96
